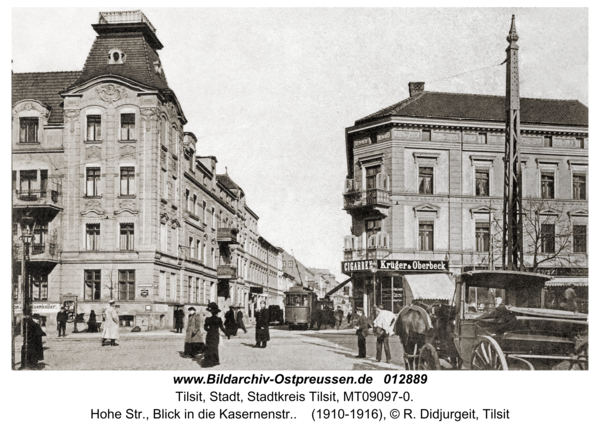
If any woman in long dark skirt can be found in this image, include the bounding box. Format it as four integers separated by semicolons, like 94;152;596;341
203;302;227;366
224;306;238;339
87;310;98;333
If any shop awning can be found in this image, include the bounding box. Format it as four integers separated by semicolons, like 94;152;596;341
325;278;352;298
545;278;588;287
404;274;455;301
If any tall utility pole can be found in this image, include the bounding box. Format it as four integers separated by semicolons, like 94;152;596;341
502;15;525;271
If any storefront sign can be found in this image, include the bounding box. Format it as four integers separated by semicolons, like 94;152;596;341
155;304;168;312
14;303;61;313
342;259;448;274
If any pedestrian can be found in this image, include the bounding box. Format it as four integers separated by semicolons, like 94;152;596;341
354;308;369;358
174;306;185;333
203;302;227;366
254;301;270;348
373;305;396;363
56;306;68;337
236;307;247;334
334;306;344;330
24;313;46;368
347;311;353;325
224;306;238;339
184;307;205;358
101;300;120;346
87;310;98;333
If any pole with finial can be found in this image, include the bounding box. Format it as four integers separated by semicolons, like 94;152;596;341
502;15;524;271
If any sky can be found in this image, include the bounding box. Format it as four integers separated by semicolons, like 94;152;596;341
11;7;588;281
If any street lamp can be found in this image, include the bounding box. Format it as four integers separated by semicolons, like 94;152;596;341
19;216;35;370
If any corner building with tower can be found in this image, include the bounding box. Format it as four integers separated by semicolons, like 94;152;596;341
12;11;284;333
342;23;588;316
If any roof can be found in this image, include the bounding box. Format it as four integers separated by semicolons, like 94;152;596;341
69;31;169;91
216;174;242;191
404;274;455;301
12;71;81;123
356;91;588;127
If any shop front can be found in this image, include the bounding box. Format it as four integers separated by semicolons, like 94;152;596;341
341;259;454;317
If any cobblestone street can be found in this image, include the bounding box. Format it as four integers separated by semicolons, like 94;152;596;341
15;325;408;371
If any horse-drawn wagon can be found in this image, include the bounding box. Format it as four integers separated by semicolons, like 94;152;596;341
396;270;588;370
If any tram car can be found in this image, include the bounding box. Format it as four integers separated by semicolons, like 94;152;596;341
284;286;319;329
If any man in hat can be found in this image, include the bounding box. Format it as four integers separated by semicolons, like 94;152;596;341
236;307;247;334
334;306;344;330
354;308;369;358
254;301;270;348
373;305;396;363
174;306;185;334
224;305;238;339
101;300;120;346
184;307;205;358
56;306;68;337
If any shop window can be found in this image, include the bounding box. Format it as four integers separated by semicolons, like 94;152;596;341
118;270;135;301
119;315;134;327
84;270;101;301
541;224;555;254
87;115;101;141
541;173;554;199
120;166;135;196
86;223;100;250
475;223;490;252
573;225;587;253
120;223;134;250
419;166;433;194
121;113;135;141
475;170;489;196
419;222;434;251
20;118;38;143
572;174;586;200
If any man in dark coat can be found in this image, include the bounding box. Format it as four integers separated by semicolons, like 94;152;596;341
354;308;369;358
224;306;238;339
184;307;205;357
56;306;68;337
236;308;247;334
174;306;185;333
334;306;344;330
25;314;46;368
254;301;270;348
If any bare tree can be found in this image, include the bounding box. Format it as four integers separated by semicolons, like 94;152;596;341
105;263;118;300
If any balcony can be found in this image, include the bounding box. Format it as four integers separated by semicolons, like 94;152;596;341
217;227;239;245
217;264;237;280
13;242;59;269
13;189;63;222
98;10;156;33
343;177;390;219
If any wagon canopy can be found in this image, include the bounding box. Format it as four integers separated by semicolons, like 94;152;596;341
403;274;455;301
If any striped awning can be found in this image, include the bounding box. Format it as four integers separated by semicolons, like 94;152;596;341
404;274;455;301
545;278;588;287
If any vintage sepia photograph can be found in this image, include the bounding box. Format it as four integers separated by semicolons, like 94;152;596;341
11;8;588;371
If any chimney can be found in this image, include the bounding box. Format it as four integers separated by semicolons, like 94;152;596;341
409;82;425;97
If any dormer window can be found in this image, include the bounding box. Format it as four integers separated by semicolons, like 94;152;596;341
20;118;39;143
108;49;126;64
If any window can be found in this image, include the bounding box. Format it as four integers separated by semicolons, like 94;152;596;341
185;189;191;211
419;222;434;251
159;271;167;299
419;166;433;194
32;274;48;301
118;270;135;301
84;270;101;301
121;113;135;140
170;273;176;300
422;129;431;142
20;170;38;192
120;223;134;250
366;219;382;242
573;174;586;200
573;225;587;253
87;115;101;141
196;277;201;304
120;166;135;196
193;195;198;216
197;239;202;262
86;223;100;250
477;133;487;144
541;224;555;254
576;138;584;149
543;136;552;147
476;223;490;252
541;173;555;199
33;222;48;254
20;118;38;143
202;201;207;223
366;165;381;190
475;170;489;196
188;276;193;302
161;223;167;252
189;237;194;259
86;167;101;196
211;208;215;228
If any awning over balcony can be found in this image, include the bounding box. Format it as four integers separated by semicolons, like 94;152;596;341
403;274;455;302
325;278;352;298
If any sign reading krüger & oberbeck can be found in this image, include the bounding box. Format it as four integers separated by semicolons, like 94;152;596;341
341;259;449;274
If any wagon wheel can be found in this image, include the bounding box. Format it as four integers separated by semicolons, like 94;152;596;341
569;342;588;370
470;336;508;370
418;343;441;370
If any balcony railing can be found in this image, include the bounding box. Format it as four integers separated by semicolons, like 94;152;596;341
98;11;156;33
217;265;237;279
217;227;239;244
13;242;57;261
343;188;390;210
